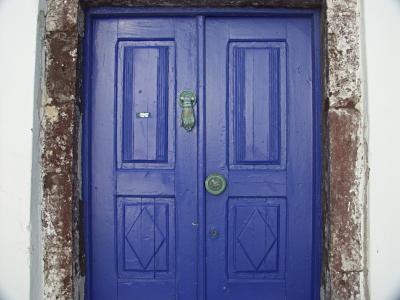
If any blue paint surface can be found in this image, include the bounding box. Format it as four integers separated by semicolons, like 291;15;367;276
83;8;321;300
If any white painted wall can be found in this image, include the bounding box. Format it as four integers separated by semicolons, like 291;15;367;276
0;1;399;300
363;0;400;299
0;1;39;300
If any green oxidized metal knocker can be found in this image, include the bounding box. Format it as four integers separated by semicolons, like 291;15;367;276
179;90;196;132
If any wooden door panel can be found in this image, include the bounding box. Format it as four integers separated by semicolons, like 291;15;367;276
89;17;198;300
205;17;317;300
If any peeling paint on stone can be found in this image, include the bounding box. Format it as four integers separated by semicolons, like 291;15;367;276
41;0;80;299
323;0;368;299
46;0;78;32
326;0;362;109
44;106;59;124
325;108;367;299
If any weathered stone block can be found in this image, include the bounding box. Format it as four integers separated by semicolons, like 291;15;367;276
42;103;76;174
326;108;366;299
42;173;74;300
80;0;322;8
326;0;362;109
46;0;79;32
45;31;78;104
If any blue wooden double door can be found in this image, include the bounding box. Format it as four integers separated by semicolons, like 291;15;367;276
87;12;320;300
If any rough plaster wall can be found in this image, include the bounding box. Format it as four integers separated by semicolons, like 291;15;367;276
323;0;368;299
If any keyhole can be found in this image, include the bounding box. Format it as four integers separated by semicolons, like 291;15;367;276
209;228;219;239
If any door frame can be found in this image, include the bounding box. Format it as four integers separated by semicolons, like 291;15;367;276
36;1;368;299
82;8;321;299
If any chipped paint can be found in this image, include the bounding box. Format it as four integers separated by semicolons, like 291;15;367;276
44;106;59;124
326;0;362;109
41;0;80;299
39;0;368;299
322;0;368;299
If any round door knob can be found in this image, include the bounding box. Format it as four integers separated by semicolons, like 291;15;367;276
205;173;227;196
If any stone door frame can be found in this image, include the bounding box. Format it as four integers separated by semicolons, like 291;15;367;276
37;1;368;299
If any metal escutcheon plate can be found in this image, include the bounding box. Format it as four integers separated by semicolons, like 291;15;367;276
205;173;227;196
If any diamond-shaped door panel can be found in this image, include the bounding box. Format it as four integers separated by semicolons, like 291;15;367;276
228;197;286;280
118;197;175;279
125;207;166;270
237;209;277;270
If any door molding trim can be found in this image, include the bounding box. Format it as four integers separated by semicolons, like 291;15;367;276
36;1;368;299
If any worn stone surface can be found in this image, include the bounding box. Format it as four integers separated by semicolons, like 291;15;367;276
323;0;368;299
324;109;367;299
41;0;80;299
46;0;78;32
45;32;79;105
81;0;322;8
326;0;362;109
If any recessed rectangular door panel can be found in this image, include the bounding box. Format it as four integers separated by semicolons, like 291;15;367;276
117;41;175;169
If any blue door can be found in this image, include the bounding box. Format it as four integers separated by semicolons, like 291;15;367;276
85;10;321;300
